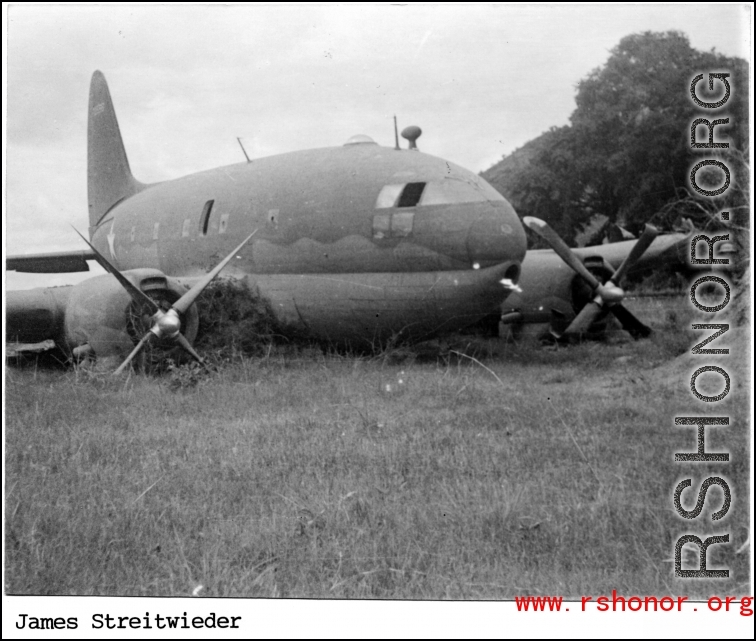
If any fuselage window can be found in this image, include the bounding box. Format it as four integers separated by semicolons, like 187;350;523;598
153;222;160;240
182;218;191;237
219;213;229;234
199;200;215;236
397;182;426;207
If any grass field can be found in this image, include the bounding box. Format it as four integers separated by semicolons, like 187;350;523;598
4;296;751;598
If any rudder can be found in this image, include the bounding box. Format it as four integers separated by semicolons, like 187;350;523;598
87;71;146;235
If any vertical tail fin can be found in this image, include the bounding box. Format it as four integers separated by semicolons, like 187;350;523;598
87;70;146;235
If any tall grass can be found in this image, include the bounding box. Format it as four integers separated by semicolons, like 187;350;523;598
5;297;750;598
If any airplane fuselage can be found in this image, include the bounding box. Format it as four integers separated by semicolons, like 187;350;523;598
93;141;524;276
89;139;526;344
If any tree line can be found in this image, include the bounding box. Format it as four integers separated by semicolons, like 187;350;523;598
482;31;749;255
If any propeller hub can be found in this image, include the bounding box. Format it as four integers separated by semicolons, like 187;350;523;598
107;229;255;375
151;308;182;340
597;281;624;305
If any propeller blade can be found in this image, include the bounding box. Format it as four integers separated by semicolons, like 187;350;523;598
114;332;155;376
562;301;603;337
172;230;257;315
611;224;659;285
609;304;653;339
175;332;206;367
524;218;657;341
72;227;159;314
523;217;601;289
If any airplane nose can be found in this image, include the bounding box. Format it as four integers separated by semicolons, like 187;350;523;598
466;203;527;270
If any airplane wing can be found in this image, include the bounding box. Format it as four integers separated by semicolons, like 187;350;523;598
501;230;694;339
569;231;691;273
6;250;97;273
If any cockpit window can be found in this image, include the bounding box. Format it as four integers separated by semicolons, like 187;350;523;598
375;184;404;209
419;179;489;205
391;212;414;237
372;211;414;239
372;213;391;239
375;182;426;208
375;178;501;209
397;182;426;207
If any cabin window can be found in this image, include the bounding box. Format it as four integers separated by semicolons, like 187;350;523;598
130;226;135;242
199;200;214;236
182;218;191;237
219;213;229;234
153;222;160;240
375;184;404;209
397;182;426;207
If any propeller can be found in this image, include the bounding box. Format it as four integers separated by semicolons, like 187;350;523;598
522;217;658;339
73;228;257;373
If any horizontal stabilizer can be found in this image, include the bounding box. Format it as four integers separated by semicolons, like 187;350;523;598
6;249;96;273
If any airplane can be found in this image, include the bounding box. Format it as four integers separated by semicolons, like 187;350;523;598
5;71;680;372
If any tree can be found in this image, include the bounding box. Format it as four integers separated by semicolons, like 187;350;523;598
482;126;589;245
572;31;748;233
483;31;749;250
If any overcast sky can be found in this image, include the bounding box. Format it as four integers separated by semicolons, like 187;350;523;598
3;3;752;290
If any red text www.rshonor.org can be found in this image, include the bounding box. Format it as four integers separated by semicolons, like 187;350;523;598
514;592;753;615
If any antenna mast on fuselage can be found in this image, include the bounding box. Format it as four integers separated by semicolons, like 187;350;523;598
237;137;252;163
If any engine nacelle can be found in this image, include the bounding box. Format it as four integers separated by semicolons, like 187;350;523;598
64;268;198;366
499;253;617;340
6;287;72;344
